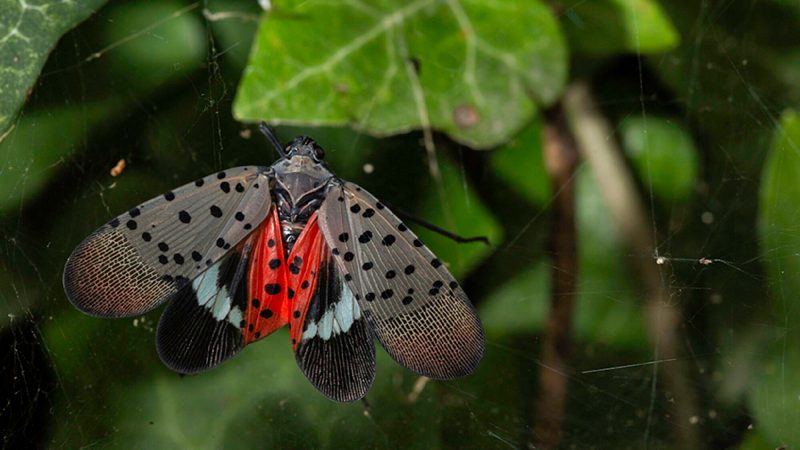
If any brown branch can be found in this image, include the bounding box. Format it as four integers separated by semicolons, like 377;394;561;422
562;82;701;449
532;107;579;449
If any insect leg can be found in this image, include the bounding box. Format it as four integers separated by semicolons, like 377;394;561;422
385;202;490;245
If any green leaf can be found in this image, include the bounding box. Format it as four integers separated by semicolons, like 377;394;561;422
415;154;502;278
489;119;551;206
234;0;567;149
749;343;800;448
620;116;699;204
759;109;800;317
0;102;117;213
101;2;206;94
481;169;646;347
740;429;784;450
574;168;646;346
0;0;107;139
556;0;678;55
480;262;548;335
754;109;800;447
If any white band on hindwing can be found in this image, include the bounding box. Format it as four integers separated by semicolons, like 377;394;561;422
302;280;361;341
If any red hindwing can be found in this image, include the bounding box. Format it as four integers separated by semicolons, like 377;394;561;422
244;208;288;343
285;214;325;349
244;209;326;348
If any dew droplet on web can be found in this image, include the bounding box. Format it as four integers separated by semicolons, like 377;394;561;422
363;163;374;174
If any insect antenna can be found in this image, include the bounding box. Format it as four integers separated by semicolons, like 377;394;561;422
385;202;490;245
258;121;287;158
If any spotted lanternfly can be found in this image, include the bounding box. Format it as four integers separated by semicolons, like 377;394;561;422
63;125;485;402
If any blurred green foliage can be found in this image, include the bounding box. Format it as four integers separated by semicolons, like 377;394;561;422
754;110;800;446
620;116;699;204
489;120;550;206
0;0;107;137
1;0;799;448
555;0;678;55
101;2;207;94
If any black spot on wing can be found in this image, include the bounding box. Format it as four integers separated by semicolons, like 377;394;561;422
316;181;485;379
303;258;340;323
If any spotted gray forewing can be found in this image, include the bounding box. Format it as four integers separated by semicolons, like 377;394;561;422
63;166;271;318
295;245;375;402
318;181;485;379
156;239;252;373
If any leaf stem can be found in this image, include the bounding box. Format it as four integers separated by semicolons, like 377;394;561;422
532;105;579;449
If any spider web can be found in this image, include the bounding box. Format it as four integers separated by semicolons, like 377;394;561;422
0;1;794;449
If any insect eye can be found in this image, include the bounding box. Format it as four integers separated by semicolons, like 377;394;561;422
314;146;325;160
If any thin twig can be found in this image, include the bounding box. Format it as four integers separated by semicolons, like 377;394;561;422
562;82;701;450
532;107;579;449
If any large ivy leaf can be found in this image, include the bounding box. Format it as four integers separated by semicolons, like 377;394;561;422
0;0;107;139
234;0;567;149
555;0;678;55
755;109;800;448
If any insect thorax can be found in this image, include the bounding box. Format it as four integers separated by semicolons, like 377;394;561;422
270;156;335;255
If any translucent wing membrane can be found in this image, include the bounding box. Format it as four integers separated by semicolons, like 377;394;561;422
156;241;252;373
318;182;485;379
289;216;376;402
63;166;271;317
